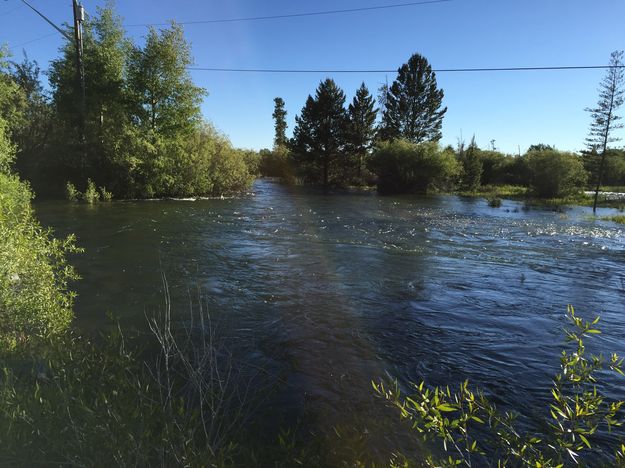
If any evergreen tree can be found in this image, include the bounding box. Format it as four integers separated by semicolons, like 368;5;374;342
380;53;447;143
347;83;377;181
460;137;482;191
272;97;288;149
585;50;625;213
290;79;348;185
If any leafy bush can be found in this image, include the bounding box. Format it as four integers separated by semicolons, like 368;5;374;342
65;181;80;201
83;178;100;203
0;174;78;350
99;185;113;201
375;306;625;466
369;139;459;194
527;149;588;197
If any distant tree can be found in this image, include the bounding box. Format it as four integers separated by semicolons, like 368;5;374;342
347;83;377;181
379;53;447;143
585;50;625;212
272;97;288;149
290;79;348;185
460;137;482;191
527;143;554;153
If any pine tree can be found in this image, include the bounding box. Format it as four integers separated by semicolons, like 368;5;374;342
272;97;288;149
460;137;482;192
585;50;625;213
347;83;377;181
380;53;447;143
290;79;348;185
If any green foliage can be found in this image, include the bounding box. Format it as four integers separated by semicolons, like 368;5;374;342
0;118;15;175
459;138;482;192
585;50;625;212
379;53;447;143
126;24;205;138
65;181;81;201
602;215;625;224
487;197;502;208
369;139;459;194
272;97;288;149
375;306;625;467
0;296;266;466
290;79;349;185
99;185;113;201
526;149;588;198
28;5;249;200
84;178;100;204
346;82;378;184
0;172;79;350
259;147;293;181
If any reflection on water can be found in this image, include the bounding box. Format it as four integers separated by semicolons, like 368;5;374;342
36;179;625;453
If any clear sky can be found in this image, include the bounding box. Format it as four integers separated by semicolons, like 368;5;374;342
2;0;625;154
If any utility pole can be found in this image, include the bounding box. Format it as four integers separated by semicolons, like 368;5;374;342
19;0;87;172
72;0;87;173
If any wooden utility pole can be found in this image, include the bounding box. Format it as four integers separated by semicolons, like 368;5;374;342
20;0;87;171
72;0;87;173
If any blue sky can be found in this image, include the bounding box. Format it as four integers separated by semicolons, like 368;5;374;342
2;0;624;154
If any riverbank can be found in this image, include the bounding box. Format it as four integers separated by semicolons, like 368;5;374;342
454;184;625;210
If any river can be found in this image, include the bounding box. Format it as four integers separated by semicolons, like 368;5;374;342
35;179;625;460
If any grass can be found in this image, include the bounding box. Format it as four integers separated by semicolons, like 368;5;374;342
455;185;625;210
602;215;625;224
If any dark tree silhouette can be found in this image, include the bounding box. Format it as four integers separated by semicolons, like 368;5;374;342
379;53;446;143
272;97;288;149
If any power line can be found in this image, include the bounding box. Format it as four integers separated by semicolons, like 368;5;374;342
125;0;452;27
0;4;23;18
187;65;625;74
8;32;59;51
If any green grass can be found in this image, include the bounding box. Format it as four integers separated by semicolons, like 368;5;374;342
602;215;625;224
454;185;625;209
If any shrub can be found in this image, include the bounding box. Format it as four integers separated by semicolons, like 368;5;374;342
526;149;588;198
65;181;81;201
375;306;625;466
369;139;459;194
99;185;113;202
0;173;79;350
84;178;100;203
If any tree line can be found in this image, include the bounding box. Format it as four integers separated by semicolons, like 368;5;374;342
5;3;256;199
262;51;625;203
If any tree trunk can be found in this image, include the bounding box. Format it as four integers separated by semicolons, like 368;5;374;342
593;151;607;213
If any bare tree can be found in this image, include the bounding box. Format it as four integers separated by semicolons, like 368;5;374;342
585;50;625;213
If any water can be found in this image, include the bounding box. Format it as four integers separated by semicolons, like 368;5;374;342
35;179;625;458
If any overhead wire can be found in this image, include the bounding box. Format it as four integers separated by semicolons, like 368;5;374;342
187;65;625;74
125;0;453;26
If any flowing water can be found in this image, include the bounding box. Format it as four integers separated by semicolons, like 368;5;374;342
36;179;625;459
